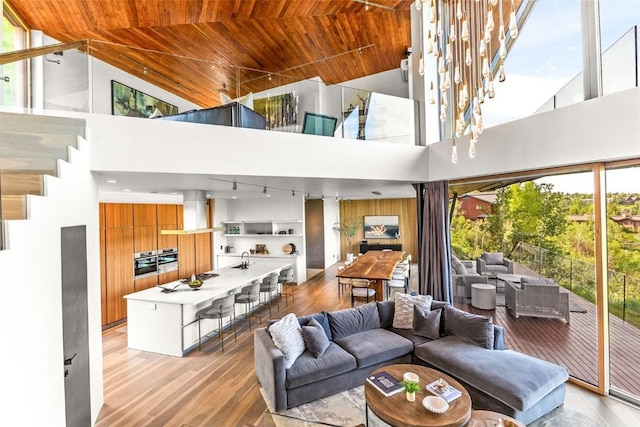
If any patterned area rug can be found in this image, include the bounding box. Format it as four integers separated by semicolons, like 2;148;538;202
268;386;604;427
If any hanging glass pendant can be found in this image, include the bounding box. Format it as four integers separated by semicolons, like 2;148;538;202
441;90;448;107
429;0;436;23
440;104;447;122
465;45;472;66
478;86;485;103
485;24;492;43
488;79;495;98
415;0;422;10
454;65;461;84
486;8;495;31
450;23;456;42
476;111;484;133
482;57;490;78
499;39;507;59
451;139;458;163
462;83;469;103
446;40;452;63
489;0;498;6
444;68;451;89
469;138;477;158
479;38;486;57
418;53;425;76
498;62;506;82
461;18;469;42
437;18;442;36
457;1;463;20
458;91;465;110
427;31;434;54
429;81;436;104
438;55;445;74
509;1;518;38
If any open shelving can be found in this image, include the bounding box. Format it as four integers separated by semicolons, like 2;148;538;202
221;220;303;237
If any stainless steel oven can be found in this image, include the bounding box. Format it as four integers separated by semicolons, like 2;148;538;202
157;247;178;274
134;251;158;279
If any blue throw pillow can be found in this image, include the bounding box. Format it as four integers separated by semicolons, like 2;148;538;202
301;317;330;358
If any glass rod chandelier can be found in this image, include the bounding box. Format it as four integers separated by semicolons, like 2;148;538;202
416;0;518;162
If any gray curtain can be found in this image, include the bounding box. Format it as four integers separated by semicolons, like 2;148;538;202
414;181;452;302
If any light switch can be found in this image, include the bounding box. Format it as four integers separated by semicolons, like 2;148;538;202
148;303;156;310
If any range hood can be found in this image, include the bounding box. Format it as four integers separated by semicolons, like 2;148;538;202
161;190;222;235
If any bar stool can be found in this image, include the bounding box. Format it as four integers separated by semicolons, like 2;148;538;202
196;294;236;351
260;272;280;316
278;267;296;306
234;280;261;330
351;278;375;307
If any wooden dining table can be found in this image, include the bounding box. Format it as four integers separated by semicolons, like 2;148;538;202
336;250;405;301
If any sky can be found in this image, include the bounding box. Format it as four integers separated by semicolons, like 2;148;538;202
481;0;640;193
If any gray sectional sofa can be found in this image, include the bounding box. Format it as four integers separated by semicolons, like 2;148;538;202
254;299;569;425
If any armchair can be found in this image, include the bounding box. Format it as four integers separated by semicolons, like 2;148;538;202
476;252;514;276
451;255;488;300
504;277;570;323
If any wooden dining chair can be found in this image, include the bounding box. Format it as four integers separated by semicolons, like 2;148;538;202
350;278;375;307
337;265;352;297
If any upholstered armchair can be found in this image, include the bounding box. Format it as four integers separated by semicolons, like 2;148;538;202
504;277;570;323
476;252;514;276
451;255;488;300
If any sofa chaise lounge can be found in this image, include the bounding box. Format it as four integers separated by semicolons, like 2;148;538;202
254;297;568;425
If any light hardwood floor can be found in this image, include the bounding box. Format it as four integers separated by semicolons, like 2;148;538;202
97;264;640;426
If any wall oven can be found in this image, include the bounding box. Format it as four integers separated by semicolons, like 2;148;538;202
134;251;158;279
157;247;178;274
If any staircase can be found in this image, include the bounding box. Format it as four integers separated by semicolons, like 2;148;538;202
0;112;86;247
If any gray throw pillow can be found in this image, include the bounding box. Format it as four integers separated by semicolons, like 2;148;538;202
327;302;380;340
393;293;433;329
443;305;494;349
301;317;330;358
451;256;468;275
483;252;504;265
412;305;441;339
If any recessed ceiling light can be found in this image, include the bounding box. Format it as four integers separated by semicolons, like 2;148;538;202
123;188;131;192
266;194;272;197
206;194;212;198
231;196;238;199
171;192;179;195
105;179;117;183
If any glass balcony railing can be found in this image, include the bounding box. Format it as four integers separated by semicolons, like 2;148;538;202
535;26;639;114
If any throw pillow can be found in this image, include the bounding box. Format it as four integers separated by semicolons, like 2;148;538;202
392;293;433;329
327;302;380;340
413;305;441;339
443;305;494;349
269;313;306;369
301;317;330;358
451;255;468;275
219;92;233;105
483;252;504;265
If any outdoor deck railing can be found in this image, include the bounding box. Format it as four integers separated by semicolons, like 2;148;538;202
510;241;640;327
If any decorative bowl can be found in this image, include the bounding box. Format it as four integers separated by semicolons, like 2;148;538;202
188;280;203;290
422;396;449;414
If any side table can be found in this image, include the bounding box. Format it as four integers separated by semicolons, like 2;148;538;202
471;283;496;310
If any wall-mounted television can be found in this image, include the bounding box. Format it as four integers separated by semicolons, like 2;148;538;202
302;112;338;136
364;215;400;239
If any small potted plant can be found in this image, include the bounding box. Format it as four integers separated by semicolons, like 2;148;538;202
401;380;422;402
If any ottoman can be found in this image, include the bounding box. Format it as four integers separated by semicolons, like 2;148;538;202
472;283;496;310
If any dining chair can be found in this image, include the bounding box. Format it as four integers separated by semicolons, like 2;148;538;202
196;294;237;351
337;265;352;297
234;280;261;330
350;278;375;307
387;268;409;299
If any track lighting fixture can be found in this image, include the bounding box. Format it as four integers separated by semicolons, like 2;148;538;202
263;186;267;194
292;190;295;196
232;182;237;191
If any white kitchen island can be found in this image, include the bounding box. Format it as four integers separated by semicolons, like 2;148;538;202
124;260;290;357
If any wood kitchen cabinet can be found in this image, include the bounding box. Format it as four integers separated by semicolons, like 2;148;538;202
133;204;157;227
195;232;212;273
104;203;133;228
105;226;133;324
157;204;178;250
133;226;157;254
99;204;107;326
178;234;196;279
134;275;158;292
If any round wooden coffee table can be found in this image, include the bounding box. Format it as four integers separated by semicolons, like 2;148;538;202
467;410;525;427
364;364;471;427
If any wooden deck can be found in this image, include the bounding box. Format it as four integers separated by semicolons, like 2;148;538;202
456;281;640;396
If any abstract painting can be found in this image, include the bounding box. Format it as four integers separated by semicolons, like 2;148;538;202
364;215;400;239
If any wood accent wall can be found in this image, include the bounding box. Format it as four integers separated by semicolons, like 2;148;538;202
339;198;418;260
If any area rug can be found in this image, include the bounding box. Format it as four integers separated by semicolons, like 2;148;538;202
268;386;604;427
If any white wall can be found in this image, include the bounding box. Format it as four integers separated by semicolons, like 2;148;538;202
427;87;640;181
90;58;200;115
340;68;410;99
0;138;103;426
322;198;341;267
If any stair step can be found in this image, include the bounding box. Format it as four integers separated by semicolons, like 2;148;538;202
1;195;27;220
0;113;85;138
1;172;45;196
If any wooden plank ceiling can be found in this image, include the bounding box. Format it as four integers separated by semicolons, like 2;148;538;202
8;0;413;107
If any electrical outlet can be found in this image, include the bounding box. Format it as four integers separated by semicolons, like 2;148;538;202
148;303;156;310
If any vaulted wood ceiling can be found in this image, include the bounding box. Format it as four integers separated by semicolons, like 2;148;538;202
8;0;414;107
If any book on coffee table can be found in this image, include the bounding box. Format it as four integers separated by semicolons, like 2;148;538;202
366;371;403;397
426;380;462;402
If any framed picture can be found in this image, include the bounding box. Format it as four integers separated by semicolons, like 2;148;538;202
253;92;298;129
364;215;400;239
111;80;178;118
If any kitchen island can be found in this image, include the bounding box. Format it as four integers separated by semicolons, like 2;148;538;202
124;260;291;357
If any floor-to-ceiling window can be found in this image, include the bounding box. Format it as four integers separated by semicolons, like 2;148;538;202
1;2;28;108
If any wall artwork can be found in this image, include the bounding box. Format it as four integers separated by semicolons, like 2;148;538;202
111;80;178;118
364;215;400;239
253;92;298;130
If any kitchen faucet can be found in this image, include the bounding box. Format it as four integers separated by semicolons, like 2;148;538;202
241;251;250;269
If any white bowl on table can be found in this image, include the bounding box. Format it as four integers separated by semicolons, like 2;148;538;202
422;396;449;414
